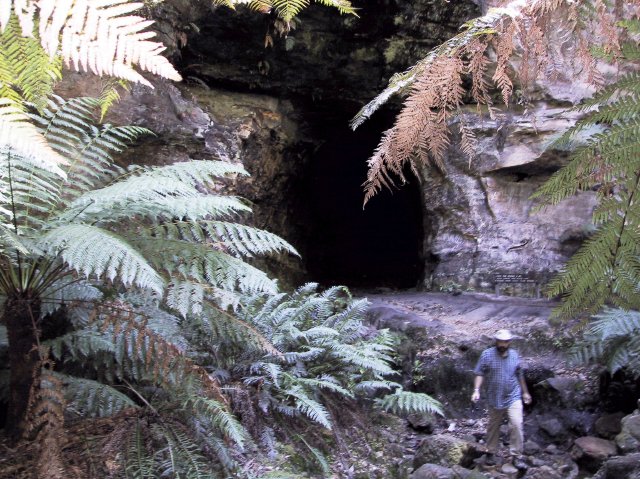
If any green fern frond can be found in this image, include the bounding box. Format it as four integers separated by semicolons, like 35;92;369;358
570;307;640;377
184;396;247;447
198;221;299;258
0;14;62;111
286;386;332;429
125;421;156;479
54;372;138;418
137;238;278;296
0;223;30;254
98;78;130;120
40;1;180;86
40;279;102;318
0;100;68;174
153;422;214;479
376;390;444;416
297;435;331;476
313;0;356;17
38;224;165;294
46;329;115;362
293;375;353;398
271;0;310;22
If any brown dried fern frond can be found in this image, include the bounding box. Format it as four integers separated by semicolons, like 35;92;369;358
466;38;493;110
358;0;635;204
95;301;227;404
492;18;517;106
362;55;465;202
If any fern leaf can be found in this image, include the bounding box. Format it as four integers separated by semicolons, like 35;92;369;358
125;421;155;479
38;223;164;294
54;372;138;417
0;99;67;174
376;390;443;416
286;387;332;429
184;397;247;447
34;0;182;86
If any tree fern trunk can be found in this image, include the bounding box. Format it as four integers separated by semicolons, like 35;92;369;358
3;293;41;442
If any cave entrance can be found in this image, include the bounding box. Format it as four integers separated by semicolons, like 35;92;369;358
303;108;424;289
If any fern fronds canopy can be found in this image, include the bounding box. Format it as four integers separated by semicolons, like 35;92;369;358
354;0;632;204
0;0;181;87
531;36;640;319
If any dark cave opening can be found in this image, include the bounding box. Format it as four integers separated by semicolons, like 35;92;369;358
301;108;424;289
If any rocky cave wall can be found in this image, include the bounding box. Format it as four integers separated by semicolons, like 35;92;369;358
58;0;600;292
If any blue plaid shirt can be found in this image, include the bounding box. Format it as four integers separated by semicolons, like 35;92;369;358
474;347;523;409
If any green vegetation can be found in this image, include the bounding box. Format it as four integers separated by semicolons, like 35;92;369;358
0;2;440;477
355;1;640;377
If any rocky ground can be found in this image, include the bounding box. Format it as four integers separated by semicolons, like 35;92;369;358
362;289;640;479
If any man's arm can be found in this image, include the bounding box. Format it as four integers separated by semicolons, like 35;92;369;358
519;375;531;404
471;375;483;402
516;357;531;404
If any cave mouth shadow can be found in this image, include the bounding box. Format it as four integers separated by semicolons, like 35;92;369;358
303;109;424;290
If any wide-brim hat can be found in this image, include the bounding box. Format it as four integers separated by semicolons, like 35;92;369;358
494;329;514;341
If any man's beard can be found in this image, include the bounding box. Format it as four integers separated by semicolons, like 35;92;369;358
497;346;509;354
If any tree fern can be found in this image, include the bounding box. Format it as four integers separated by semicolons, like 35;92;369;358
353;0;631;204
213;0;356;24
0;0;181;87
183;396;248;448
54;372;138;418
376;389;444;417
570;307;640;376
531;33;640;319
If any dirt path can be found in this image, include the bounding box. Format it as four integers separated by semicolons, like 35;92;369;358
363;290;557;340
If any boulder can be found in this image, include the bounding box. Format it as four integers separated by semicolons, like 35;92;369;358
538;417;568;442
615;413;640;453
410;464;489;479
451;465;489;479
534;376;582;407
413;434;482;469
595;412;625;439
593;453;640;479
407;413;437;433
570;436;618;472
523;440;542;455
410;464;455;479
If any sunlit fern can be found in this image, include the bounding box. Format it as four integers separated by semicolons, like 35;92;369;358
570;307;640;377
531;25;640;319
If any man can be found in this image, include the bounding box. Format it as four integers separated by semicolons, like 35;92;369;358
471;329;531;465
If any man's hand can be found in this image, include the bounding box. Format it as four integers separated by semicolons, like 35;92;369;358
471;389;480;402
522;392;532;405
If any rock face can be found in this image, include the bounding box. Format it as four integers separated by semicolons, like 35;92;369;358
56;0;602;290
422;108;598;292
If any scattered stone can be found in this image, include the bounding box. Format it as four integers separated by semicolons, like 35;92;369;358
570;436;618;472
409;463;455;479
593;452;640;479
522;465;565;479
413;434;481;469
539;418;566;440
451;465;490;478
499;462;517;474
595;412;625;439
407;413;437;433
529;457;545;467
615;413;640;453
523;440;541;455
545;444;559;454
